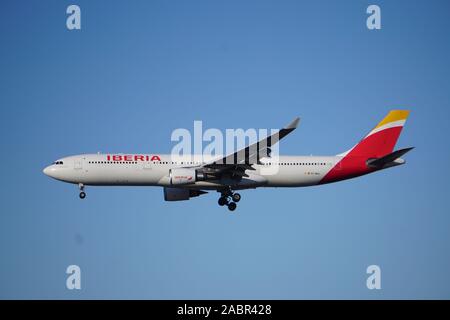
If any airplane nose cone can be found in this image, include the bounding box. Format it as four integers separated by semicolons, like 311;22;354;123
43;166;51;176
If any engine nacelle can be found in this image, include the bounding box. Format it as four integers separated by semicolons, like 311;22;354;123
169;168;197;185
163;187;207;201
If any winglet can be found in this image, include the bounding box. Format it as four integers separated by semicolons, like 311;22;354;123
285;117;300;130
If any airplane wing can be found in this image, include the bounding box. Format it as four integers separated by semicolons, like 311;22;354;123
197;117;300;179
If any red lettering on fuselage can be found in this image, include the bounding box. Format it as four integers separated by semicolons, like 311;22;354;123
106;154;161;162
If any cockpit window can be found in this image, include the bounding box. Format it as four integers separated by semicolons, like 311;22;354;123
53;161;64;165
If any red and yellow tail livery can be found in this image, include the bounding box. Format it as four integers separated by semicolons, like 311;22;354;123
321;110;411;183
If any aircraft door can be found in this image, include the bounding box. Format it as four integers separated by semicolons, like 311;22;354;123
142;160;152;170
334;159;342;170
74;158;83;170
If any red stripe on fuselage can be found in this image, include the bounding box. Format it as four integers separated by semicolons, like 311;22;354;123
319;126;403;184
319;156;376;184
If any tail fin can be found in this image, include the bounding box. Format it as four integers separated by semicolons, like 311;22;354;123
339;110;410;158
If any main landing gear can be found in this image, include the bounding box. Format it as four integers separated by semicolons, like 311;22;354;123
218;188;241;212
79;183;86;199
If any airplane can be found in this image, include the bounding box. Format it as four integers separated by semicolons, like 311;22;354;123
43;110;413;211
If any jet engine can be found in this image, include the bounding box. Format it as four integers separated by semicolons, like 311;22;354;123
169;168;204;185
163;187;207;201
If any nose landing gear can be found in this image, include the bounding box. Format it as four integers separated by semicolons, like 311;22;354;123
78;183;86;199
218;188;241;211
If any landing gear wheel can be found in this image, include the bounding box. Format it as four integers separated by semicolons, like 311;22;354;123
232;193;241;202
78;183;85;199
218;197;228;206
227;202;237;211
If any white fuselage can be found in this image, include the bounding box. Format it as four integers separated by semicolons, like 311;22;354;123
43;154;342;190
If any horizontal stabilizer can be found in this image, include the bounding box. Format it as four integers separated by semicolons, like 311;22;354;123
367;147;414;168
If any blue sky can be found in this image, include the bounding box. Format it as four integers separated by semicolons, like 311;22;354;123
1;0;450;299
